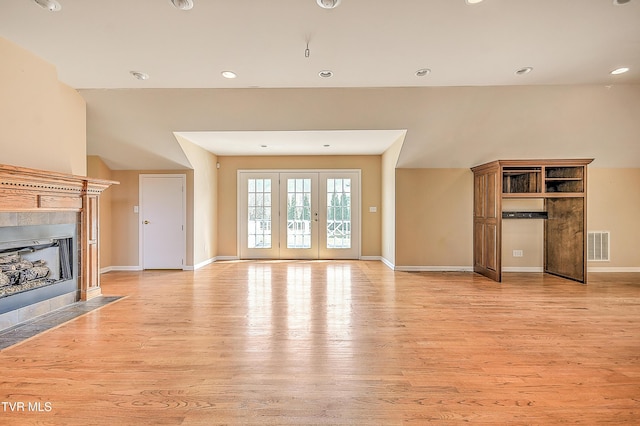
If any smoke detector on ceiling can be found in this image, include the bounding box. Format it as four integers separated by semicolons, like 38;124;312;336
171;0;194;10
317;0;341;9
34;0;61;12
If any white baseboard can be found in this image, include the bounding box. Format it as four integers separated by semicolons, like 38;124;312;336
394;265;474;272
101;265;143;273
588;267;640;273
186;256;240;270
215;256;240;261
359;256;381;261
503;267;544;273
504;266;640;273
183;257;216;271
380;257;395;270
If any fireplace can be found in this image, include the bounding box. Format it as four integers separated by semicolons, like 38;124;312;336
0;223;77;316
0;163;116;330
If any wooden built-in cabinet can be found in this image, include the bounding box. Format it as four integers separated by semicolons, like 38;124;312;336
471;159;593;283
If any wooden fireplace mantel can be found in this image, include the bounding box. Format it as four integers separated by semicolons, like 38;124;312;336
0;163;118;301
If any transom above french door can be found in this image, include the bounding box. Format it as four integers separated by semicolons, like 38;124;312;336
239;170;360;260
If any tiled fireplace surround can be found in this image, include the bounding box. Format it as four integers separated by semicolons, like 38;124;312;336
0;164;115;330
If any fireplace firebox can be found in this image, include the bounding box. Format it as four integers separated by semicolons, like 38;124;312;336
0;224;77;315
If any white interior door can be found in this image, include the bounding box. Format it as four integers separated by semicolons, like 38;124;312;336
239;170;360;260
140;175;186;269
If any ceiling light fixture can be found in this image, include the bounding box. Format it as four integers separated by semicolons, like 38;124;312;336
34;0;62;12
318;70;333;78
610;67;630;75
415;68;431;77
613;0;631;5
221;71;237;79
317;0;341;9
465;0;484;4
171;0;194;10
130;71;149;81
515;67;533;75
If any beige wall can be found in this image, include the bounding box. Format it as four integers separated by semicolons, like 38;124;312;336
87;156;114;269
501;199;545;269
381;136;404;265
176;137;218;265
217;155;381;258
394;167;640;270
395;169;473;268
109;169;194;267
588;168;640;269
0;37;86;175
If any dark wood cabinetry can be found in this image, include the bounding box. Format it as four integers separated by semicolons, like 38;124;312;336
471;159;592;283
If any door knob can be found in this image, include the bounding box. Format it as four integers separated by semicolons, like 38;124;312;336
143;220;150;224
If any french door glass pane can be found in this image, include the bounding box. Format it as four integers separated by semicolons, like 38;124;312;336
248;178;272;248
326;178;351;249
287;178;312;249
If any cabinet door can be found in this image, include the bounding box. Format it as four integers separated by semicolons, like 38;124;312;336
545;198;585;282
473;168;501;281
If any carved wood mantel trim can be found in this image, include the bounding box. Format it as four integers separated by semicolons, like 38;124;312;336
0;164;118;301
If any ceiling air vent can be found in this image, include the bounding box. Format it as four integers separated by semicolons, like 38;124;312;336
588;231;610;261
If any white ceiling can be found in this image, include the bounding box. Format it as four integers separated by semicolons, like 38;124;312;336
1;0;639;168
2;0;639;89
175;130;407;156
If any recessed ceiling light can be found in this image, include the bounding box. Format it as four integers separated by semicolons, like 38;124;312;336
260;145;268;148
515;67;533;75
221;71;237;79
171;0;194;10
610;67;630;75
130;71;149;81
323;144;331;147
318;70;334;78
415;68;431;77
317;0;341;9
465;0;484;4
34;0;61;12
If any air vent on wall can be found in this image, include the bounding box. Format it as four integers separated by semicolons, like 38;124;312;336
588;231;610;261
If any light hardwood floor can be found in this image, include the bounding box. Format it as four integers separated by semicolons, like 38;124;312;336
0;261;639;425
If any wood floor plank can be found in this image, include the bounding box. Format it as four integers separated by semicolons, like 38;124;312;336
0;261;638;424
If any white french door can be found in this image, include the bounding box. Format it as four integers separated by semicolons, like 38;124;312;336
239;170;360;260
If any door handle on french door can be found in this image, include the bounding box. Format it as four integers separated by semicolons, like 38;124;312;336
143;220;150;224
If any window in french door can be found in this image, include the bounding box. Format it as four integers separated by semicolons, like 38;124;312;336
286;178;312;249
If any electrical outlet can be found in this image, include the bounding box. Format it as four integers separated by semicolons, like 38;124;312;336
513;250;523;257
